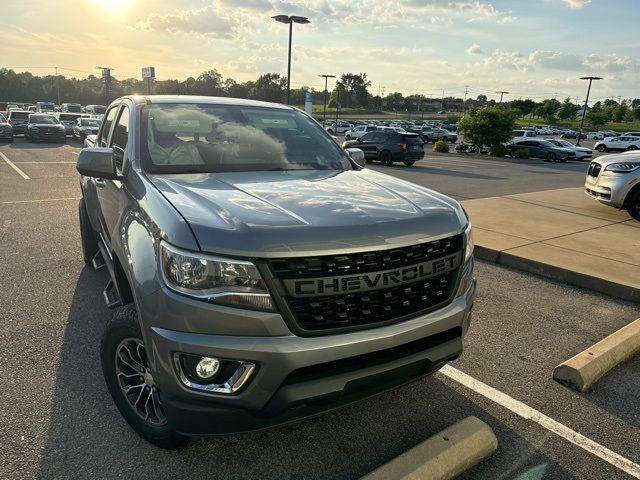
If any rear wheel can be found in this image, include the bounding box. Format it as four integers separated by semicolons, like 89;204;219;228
597;144;607;152
403;160;415;167
546;152;557;162
380;150;393;166
79;198;99;267
627;188;640;221
627;145;638;151
101;303;190;450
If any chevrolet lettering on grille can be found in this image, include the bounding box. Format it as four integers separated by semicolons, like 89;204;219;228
283;253;461;298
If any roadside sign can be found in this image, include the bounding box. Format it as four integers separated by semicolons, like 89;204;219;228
141;67;156;79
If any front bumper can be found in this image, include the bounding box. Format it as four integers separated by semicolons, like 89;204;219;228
585;171;637;208
141;277;476;436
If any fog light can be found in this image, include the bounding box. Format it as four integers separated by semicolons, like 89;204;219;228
195;357;220;380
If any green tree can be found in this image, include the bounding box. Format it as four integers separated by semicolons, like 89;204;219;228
586;111;609;130
534;99;560;123
329;73;371;109
557;97;578;120
457;107;518;150
509;99;536;116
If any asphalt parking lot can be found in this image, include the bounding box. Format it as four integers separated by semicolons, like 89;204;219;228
1;138;639;480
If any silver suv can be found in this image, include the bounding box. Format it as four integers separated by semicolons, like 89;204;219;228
76;95;475;449
585;152;640;220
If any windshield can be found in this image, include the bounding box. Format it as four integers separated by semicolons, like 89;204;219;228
39;103;55;111
93;106;106;114
141;103;352;174
60;114;80;121
66;105;82;112
556;140;573;148
80;119;100;127
11;112;30;120
30;115;58;124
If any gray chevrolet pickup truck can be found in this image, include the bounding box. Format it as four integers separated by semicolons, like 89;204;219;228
76;95;475;449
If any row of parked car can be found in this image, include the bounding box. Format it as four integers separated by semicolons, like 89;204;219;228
0;110;102;143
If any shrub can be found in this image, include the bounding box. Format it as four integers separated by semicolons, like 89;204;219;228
433;140;449;153
488;144;508;157
514;148;529;159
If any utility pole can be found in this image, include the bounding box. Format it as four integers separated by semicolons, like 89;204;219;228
576;76;602;146
54;66;60;106
318;74;335;126
463;85;469;112
441;89;445;112
496;91;509;104
96;67;112;105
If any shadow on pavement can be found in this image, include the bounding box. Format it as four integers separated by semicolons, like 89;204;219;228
37;270;576;480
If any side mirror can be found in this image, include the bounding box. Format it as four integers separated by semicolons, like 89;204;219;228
345;148;366;168
76;147;119;179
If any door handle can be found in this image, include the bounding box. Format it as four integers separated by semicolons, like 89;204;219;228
95;178;106;188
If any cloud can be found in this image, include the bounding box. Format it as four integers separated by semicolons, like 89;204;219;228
562;0;591;8
134;5;245;39
467;43;485;55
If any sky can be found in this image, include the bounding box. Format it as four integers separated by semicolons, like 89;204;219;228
1;0;639;102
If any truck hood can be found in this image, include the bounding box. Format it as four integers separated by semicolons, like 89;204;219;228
148;169;465;258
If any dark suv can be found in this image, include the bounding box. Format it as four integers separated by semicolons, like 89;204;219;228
344;131;425;166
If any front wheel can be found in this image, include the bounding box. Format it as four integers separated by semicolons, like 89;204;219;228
627;189;640;221
380;150;393;166
101;304;190;450
597;145;607;152
546;152;557;162
627;145;638;151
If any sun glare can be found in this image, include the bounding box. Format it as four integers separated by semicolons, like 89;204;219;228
92;0;131;13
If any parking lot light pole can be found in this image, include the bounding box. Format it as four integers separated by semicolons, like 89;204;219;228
272;14;310;105
496;91;509;104
319;74;335;126
576;76;602;146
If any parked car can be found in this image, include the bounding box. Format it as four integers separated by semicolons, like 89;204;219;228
55;112;85;135
621;131;640;137
586;132;604;140
7;109;31;134
511;129;537;142
507;139;576;162
24;113;66;143
27;106;37;112
594;135;640;153
73;117;101;141
84;104;107;115
61;103;83;113
325;122;353;135
75;95;475;448
344;124;377;140
599;131;618;139
343;130;425;166
585;153;640;220
560;130;586;139
35;101;56;113
0;113;13;143
545;139;592;160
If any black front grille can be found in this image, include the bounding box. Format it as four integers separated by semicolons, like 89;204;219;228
588;162;601;177
269;236;460;278
268;235;463;333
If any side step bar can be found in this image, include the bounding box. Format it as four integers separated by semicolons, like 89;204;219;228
96;240;123;309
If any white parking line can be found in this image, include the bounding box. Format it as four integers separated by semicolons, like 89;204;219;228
0;151;30;180
439;365;640;478
2;197;81;204
12;161;76;164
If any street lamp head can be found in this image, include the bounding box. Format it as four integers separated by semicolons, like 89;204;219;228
580;76;603;80
290;15;310;24
272;14;311;24
272;14;292;24
318;74;335;78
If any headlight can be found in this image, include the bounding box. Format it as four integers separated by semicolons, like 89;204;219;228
464;223;474;263
159;241;275;312
605;162;640;173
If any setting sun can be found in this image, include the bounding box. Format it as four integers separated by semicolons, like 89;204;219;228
92;0;131;13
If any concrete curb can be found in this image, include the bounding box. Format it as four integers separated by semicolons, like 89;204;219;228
553;317;640;392
361;416;497;480
474;246;640;303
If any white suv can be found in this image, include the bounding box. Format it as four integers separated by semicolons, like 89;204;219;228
345;125;377;140
594;135;640;153
585;152;640;220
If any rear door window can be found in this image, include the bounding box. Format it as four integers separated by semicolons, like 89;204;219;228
98;106;119;147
